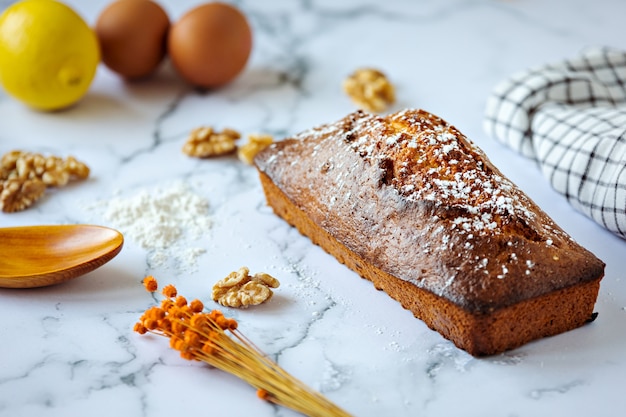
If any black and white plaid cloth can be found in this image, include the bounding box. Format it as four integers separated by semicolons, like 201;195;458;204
484;47;626;239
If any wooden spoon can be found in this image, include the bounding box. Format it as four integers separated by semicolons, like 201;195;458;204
0;225;124;289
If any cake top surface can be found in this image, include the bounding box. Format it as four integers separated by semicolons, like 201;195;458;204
255;109;605;312
307;109;537;235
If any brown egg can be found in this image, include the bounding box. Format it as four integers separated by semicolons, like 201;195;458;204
168;2;252;88
95;0;170;80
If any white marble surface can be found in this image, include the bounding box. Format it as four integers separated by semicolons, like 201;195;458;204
1;0;625;416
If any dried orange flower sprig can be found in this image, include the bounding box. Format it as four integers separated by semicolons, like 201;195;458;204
135;276;352;417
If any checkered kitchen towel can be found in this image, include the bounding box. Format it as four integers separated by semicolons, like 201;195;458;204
484;47;626;239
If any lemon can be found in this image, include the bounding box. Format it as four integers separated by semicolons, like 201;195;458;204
0;0;100;111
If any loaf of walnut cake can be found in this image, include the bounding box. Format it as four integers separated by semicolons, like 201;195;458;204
254;109;605;356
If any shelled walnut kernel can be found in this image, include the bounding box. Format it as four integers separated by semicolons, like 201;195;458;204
212;267;280;308
0;150;90;213
182;126;241;158
238;134;274;165
0;178;46;213
343;68;395;113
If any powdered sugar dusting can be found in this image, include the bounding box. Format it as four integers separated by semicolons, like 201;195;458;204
334;109;538;235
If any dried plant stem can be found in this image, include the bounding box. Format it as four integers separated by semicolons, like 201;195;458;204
135;277;352;417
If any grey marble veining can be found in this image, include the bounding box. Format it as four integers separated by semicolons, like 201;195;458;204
1;1;625;416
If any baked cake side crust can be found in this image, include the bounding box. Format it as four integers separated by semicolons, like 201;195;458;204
259;171;602;356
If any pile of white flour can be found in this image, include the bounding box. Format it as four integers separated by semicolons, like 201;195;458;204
102;181;212;270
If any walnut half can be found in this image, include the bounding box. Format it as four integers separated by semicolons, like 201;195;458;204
237;134;274;165
212;267;280;308
0;178;46;213
343;68;396;113
0;150;90;213
182;127;241;158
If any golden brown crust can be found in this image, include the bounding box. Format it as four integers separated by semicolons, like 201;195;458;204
254;109;605;355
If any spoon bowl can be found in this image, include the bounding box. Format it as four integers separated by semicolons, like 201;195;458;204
0;225;124;288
